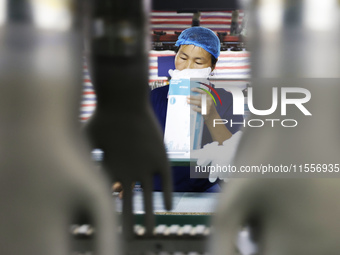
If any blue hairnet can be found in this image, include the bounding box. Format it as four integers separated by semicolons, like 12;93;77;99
175;27;220;59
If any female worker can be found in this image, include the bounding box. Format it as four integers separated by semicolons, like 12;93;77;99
151;27;244;192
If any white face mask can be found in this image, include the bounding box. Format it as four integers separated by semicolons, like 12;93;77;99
168;67;212;79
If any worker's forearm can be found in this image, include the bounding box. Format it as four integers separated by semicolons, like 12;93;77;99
204;110;232;145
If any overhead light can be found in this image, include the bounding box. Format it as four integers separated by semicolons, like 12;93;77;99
303;0;338;31
0;0;7;27
31;0;73;31
258;0;283;32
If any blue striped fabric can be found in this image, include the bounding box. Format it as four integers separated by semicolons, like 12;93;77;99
80;62;96;122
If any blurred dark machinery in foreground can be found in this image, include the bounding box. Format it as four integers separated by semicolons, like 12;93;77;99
71;192;218;255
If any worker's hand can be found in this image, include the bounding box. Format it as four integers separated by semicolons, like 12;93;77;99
191;131;243;183
112;182;136;199
112;182;124;199
187;87;217;120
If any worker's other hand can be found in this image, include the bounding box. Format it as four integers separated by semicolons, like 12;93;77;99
191;131;243;182
112;182;123;199
187;87;217;120
112;182;136;199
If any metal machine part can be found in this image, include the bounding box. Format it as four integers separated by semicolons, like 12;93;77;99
71;223;211;254
84;0;172;242
0;1;117;255
212;0;340;255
